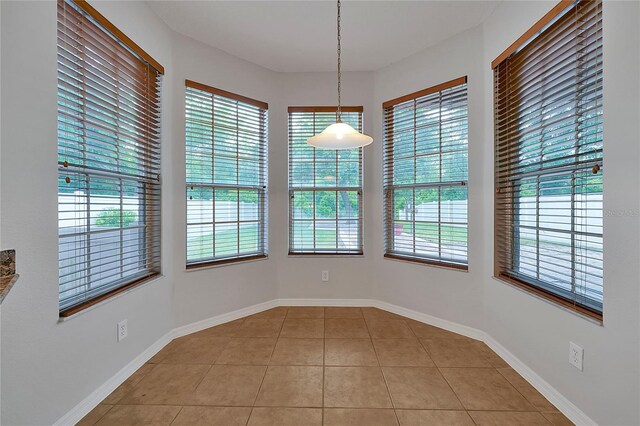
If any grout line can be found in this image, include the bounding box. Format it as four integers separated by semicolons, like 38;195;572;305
88;404;114;426
322;307;326;425
168;406;184;426
361;313;400;426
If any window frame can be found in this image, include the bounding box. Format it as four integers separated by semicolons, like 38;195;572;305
185;80;269;269
57;0;163;317
492;0;604;320
287;106;365;256
383;77;469;270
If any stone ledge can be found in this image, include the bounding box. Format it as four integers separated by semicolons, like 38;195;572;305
0;274;19;304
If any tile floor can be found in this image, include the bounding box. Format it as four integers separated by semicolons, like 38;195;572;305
78;307;574;426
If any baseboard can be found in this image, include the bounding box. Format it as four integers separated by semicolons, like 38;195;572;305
172;299;278;339
483;335;596;426
54;297;596;426
372;300;486;341
274;298;375;307
53;331;173;426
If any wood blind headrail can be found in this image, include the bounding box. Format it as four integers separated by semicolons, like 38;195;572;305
382;76;468;109
288;106;363;113
70;0;164;74
490;0;575;69
185;80;268;110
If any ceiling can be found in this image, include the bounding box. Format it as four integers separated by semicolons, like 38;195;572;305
148;1;499;73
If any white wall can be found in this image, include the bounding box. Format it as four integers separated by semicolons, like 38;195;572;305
367;2;640;423
168;32;280;328
371;26;486;330
480;2;640;424
272;71;377;301
1;1;638;425
0;1;175;425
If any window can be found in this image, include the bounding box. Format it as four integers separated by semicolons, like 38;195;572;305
185;81;268;267
493;0;603;318
57;0;163;315
383;78;469;269
288;107;363;254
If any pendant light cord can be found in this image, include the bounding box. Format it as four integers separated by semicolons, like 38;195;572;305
336;0;342;122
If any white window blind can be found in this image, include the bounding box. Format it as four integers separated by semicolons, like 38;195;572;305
57;0;163;315
185;81;268;267
494;0;603;317
288;107;363;254
383;78;469;269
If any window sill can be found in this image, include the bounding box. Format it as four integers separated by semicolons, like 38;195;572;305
288;252;364;258
492;274;603;324
186;254;268;271
384;253;468;272
58;273;163;321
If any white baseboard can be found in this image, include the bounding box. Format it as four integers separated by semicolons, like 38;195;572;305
483;335;596;426
172;299;278;339
372;300;486;341
55;298;596;426
274;298;375;307
53;331;173;426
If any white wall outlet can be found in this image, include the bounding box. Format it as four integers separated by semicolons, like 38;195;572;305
117;320;128;342
569;342;583;371
321;270;329;282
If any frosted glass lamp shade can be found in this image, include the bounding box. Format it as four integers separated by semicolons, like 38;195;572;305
307;122;373;149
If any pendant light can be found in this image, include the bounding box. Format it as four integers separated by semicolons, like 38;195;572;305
307;0;373;149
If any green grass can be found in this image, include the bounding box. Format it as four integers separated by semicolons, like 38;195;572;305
397;222;468;245
187;225;338;260
188;224;260;261
298;229;337;249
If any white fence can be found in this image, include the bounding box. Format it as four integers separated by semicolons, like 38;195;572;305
398;194;602;233
59;193;259;228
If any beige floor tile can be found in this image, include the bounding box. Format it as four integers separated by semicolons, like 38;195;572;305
171;406;252;425
440;368;535;411
247;407;322;426
191;319;245;338
473;342;510;368
498;368;557;411
325;339;378;366
280;318;324;338
396;410;474;426
325;307;363;318
94;405;181;426
324;367;393;408
323;408;398;426
254;366;323;407
366;320;415;339
269;338;324;365
382;367;462;409
286;306;325;318
421;339;492;368
406;320;470;340
373;339;434;367
249;307;289;319
542;412;574;425
215;338;276;365
103;364;155;404
468;411;552;425
193;365;267;406
76;404;113;426
150;336;230;365
325;318;370;338
236;319;284;338
118;364;210;405
362;308;405;321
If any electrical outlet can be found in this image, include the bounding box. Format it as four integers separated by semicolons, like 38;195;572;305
321;270;329;282
569;342;583;371
117;320;128;342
